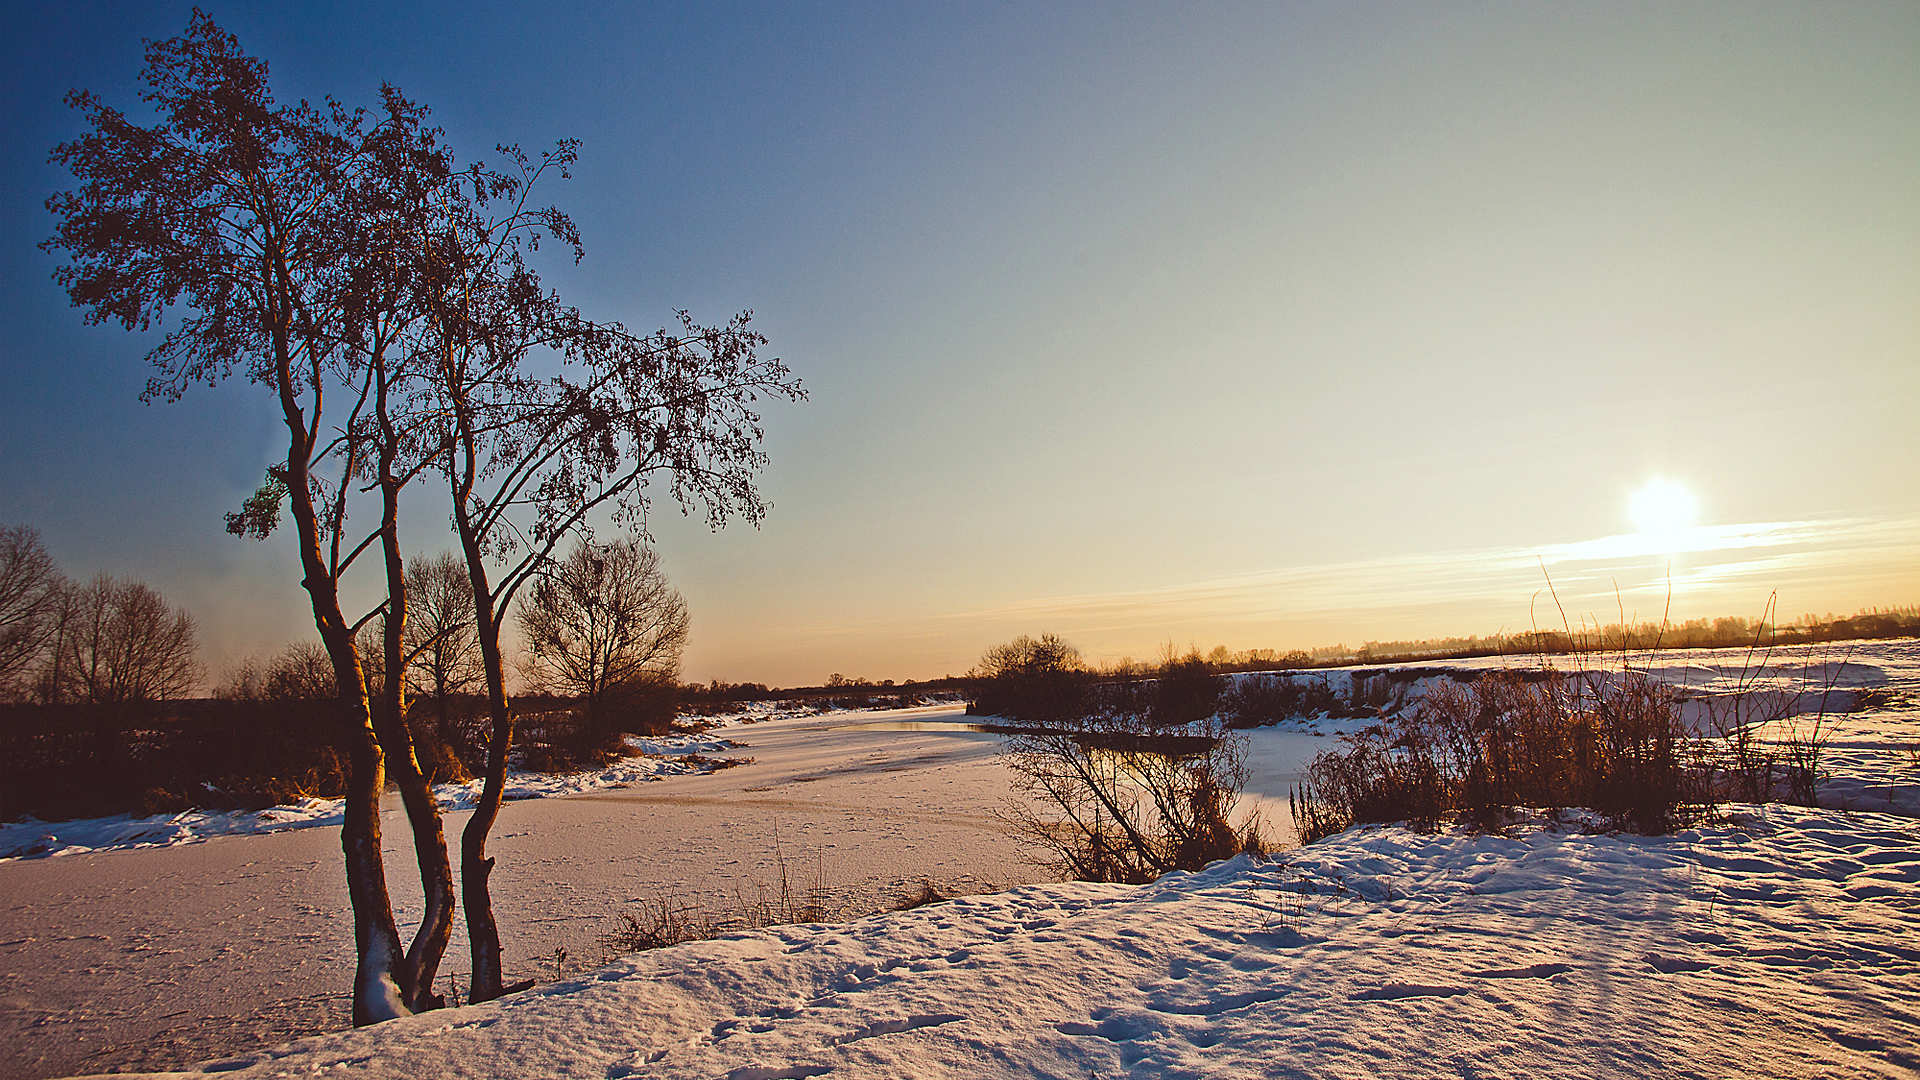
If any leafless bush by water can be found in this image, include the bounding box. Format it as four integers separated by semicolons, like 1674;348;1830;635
972;635;1267;882
1001;720;1267;883
1291;664;1714;842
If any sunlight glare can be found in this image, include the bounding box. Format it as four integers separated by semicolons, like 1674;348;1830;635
1630;478;1699;537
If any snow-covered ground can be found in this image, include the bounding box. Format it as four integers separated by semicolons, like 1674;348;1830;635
70;805;1919;1079
2;642;1915;1079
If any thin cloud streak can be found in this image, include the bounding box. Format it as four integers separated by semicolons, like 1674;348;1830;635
939;517;1920;630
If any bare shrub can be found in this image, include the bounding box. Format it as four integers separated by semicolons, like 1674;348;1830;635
1344;672;1408;716
404;708;473;784
599;897;717;955
511;709;609;773
1149;648;1222;726
1002;719;1267;883
598;843;827;960
1292;665;1712;842
265;642;338;701
1221;674;1305;728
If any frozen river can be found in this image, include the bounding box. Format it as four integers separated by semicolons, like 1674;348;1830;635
0;707;1042;1079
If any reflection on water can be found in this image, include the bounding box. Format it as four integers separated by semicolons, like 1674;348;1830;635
830;720;999;733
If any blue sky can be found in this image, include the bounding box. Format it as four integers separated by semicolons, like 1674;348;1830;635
3;2;1916;686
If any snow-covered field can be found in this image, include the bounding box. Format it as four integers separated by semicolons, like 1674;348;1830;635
2;642;1915;1079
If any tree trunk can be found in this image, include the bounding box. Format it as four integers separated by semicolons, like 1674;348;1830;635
373;562;454;1011
372;366;454;1013
276;340;410;1025
308;572;410;1025
336;706;409;1026
459;572;522;1002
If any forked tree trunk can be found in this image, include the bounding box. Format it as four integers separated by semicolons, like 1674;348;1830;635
374;544;454;1010
290;488;410;1024
372;369;455;1013
275;333;412;1025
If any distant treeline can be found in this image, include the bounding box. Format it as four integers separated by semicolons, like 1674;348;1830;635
1225;605;1920;670
0;687;678;824
0;698;345;822
677;674;968;715
687;606;1919;701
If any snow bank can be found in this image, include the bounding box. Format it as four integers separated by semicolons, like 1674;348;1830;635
112;805;1918;1079
0;733;738;861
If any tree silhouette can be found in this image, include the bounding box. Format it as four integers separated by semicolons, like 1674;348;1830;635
519;539;689;747
46;10;804;1013
44;13;441;1023
0;525;67;700
45;574;200;704
404;551;482;751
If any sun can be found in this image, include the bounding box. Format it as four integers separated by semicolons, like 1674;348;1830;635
1629;478;1698;536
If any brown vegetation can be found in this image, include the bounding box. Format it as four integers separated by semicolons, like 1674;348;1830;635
972;636;1268;883
1289;665;1714;842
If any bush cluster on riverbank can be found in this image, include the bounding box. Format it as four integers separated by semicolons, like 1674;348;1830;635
1288;668;1714;840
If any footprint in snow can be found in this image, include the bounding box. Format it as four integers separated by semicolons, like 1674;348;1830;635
1468;963;1573;979
724;1067;830;1080
605;1049;668;1077
1643;954;1714;975
829;1013;965;1045
1143;989;1287;1015
1350;983;1469;1001
1056;1015;1150;1042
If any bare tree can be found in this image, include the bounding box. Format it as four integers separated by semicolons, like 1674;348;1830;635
267;641;341;700
45;14;445;1023
405;551;482;748
400;140;804;1002
0;525;67;699
46;574;200;704
519;539;689;746
46;12;802;1013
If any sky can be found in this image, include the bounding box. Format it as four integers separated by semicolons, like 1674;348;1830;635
1;1;1915;688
